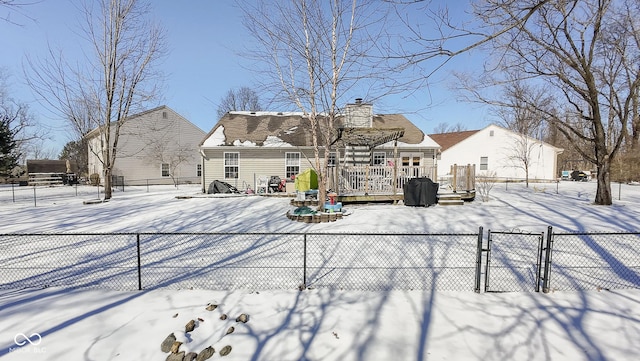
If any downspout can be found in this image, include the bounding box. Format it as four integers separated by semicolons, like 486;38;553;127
200;149;207;193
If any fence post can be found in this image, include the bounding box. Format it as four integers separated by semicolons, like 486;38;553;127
303;233;307;290
33;185;37;207
137;234;142;291
475;226;484;293
484;230;493;292
619;182;622;200
535;232;545;292
542;226;554;293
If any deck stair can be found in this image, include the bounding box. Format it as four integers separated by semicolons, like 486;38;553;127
437;192;464;206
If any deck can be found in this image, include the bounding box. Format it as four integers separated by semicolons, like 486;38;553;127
332;164;476;204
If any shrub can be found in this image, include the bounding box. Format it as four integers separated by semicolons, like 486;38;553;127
476;171;498;202
89;173;101;186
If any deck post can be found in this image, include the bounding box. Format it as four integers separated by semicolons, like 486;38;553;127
365;164;370;194
393;140;398;200
335;147;341;194
452;164;458;193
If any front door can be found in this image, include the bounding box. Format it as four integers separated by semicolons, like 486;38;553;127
401;153;422;177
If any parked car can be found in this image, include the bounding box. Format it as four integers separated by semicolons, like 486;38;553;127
571;170;589;181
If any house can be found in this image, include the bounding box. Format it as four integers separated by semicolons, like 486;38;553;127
86;105;206;186
430;124;564;182
199;100;441;197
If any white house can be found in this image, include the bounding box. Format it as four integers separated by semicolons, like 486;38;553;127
430;124;564;181
199;101;441;195
86;105;206;185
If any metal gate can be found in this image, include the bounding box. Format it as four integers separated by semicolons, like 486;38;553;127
484;230;545;292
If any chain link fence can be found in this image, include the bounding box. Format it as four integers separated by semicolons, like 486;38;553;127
137;233;303;290
0;234;138;290
484;230;544;292
0;183;104;206
0;231;481;291
2;229;639;293
305;233;480;291
546;231;640;291
0;182;202;207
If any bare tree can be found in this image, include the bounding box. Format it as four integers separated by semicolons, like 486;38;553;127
142;121;194;187
26;0;166;199
505;134;541;188
243;0;390;210
0;0;34;24
476;170;497;202
216;87;263;119
427;0;639;205
26;142;57;160
432;122;467;134
488;0;639;205
491;80;551;187
0;69;46;164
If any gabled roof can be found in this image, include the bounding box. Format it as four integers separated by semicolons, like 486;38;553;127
84;105;203;139
428;130;480;151
429;124;564;153
201;111;437;148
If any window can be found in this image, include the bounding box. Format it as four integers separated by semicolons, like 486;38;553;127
224;152;239;179
480;156;489;171
162;111;168;119
197;164;202;177
161;163;170;177
327;152;337;167
372;152;386;165
489;130;494;136
285;152;300;178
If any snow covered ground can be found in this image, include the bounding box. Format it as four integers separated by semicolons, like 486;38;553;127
1;181;639;360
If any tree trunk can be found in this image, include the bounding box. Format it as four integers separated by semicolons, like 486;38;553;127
317;171;326;212
594;160;612;205
104;167;112;200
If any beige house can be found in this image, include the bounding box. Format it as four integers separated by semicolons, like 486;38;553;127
86;105;206;185
199;101;440;195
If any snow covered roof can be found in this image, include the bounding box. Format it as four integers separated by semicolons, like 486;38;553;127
200;112;438;149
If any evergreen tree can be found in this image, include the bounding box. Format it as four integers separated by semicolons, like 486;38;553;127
59;139;88;177
0;114;19;177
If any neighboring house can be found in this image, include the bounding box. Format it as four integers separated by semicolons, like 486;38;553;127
430;124;564;181
86;105;206;185
199;101;440;194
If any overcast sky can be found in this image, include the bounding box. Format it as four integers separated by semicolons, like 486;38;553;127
1;0;495;155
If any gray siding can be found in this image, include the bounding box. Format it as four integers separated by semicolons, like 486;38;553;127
85;106;206;185
202;147;317;192
201;146;436;193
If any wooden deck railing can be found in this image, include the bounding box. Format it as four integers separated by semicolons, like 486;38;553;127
334;165;437;195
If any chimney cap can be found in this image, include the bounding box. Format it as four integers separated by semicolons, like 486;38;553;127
355;98;363;104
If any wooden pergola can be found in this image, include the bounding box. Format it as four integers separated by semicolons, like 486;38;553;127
335;127;405;148
332;127;406;199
